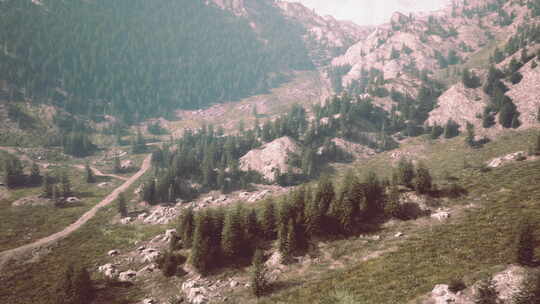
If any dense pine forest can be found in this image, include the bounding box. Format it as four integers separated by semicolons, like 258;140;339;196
0;0;312;123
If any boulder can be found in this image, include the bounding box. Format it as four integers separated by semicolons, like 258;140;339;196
229;280;239;288
165;229;177;242
239;136;300;182
65;197;81;203
98;263;118;279
141;248;161;263
119;270;137;282
394;232;404;238
142;298;156;304
431;212;450;221
108;249;119;256
120;217;133;225
430;284;458;304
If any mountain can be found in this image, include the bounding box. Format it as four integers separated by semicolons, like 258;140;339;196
0;0;314;123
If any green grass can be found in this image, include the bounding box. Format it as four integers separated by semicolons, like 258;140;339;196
0;170;163;304
0;166;122;251
259;158;540;304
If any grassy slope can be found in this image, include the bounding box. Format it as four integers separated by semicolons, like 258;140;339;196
0;164;123;252
0;170;165;304
250;129;540;304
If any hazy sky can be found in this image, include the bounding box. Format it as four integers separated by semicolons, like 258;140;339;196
284;0;448;25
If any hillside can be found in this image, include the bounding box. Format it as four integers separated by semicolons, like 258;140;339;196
2;1;540;304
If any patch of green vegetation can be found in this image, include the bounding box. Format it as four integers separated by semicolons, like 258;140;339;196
0;171;161;304
0;166;122;251
253;131;540;304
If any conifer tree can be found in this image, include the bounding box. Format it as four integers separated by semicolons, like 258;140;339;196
465;122;476;147
117;193;128;218
178;208;195;248
221;205;244;262
29;162;41;186
260;201;277;240
305;197;323;238
251;248;269;298
72;267;93;304
61;172;72;198
85;162;95;183
516;223;535;266
315;175;335;216
56;264;75;304
534;133;540;156
414;163;433;195
190;211;211;274
397;158;415;187
113;156;122;174
42;172;53;198
245;209;260;250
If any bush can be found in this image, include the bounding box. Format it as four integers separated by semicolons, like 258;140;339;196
449;279;467;293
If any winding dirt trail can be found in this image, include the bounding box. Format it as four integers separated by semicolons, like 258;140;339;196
0;154;152;272
72;164;128;181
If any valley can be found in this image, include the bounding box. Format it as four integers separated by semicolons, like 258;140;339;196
1;0;540;304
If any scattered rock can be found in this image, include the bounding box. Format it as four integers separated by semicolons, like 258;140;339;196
247;190;271;203
12;196;51;207
119;270;137;282
165;229;177;242
120;217;133;225
65;197;81;204
98;263;118;279
394;232;404;238
431;212;450;221
142;298;157;304
141;248;161;263
229;280;239;288
143;206;180;225
430;284;459;304
138;263;157;274
138;213;148;220
487;151;527;168
98;182;112;188
108;249;119;256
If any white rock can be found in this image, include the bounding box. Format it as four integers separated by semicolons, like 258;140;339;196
120;217;133;225
98;263;118;279
142;298;156;304
119;270;137;282
394;232;404;238
108;249;119;256
431;212;450;221
230;280;239;288
165;229;177;242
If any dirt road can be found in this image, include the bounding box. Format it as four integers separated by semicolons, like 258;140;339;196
0;154;152;272
72;164;129;181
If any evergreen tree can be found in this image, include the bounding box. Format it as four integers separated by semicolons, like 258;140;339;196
414;163;433;194
329;171;357;235
534;134;540;156
29;162;41;186
397;158;415;187
189;211;211;274
72;267;93;304
132;128;147;154
305;196;323;238
113;156;122;174
465;122;476;147
474;278;499;304
178;208;195;248
315;175;335;215
499;100;518;128
42;172;53;198
430;123;443;139
251;248;269;298
443;119;460;138
260;201;277;240
85;162;95;183
483;108;496;128
56;264;75;304
516;222;535;266
221;205;244;262
245;209;261;251
61;172;72;198
117;193;128;218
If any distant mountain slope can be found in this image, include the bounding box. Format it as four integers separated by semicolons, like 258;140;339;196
0;0;313;122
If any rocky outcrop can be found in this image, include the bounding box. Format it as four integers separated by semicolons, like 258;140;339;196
487;151;527;168
426;83;487;131
239;136;300;182
420;265;535;304
142;206;180;225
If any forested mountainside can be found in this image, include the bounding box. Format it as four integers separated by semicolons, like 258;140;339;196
0;0;312;123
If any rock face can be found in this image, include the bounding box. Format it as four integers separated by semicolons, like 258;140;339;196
239;136;300;182
426;83;487;131
420;265;534;304
487;151;527;168
142;206;180;225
